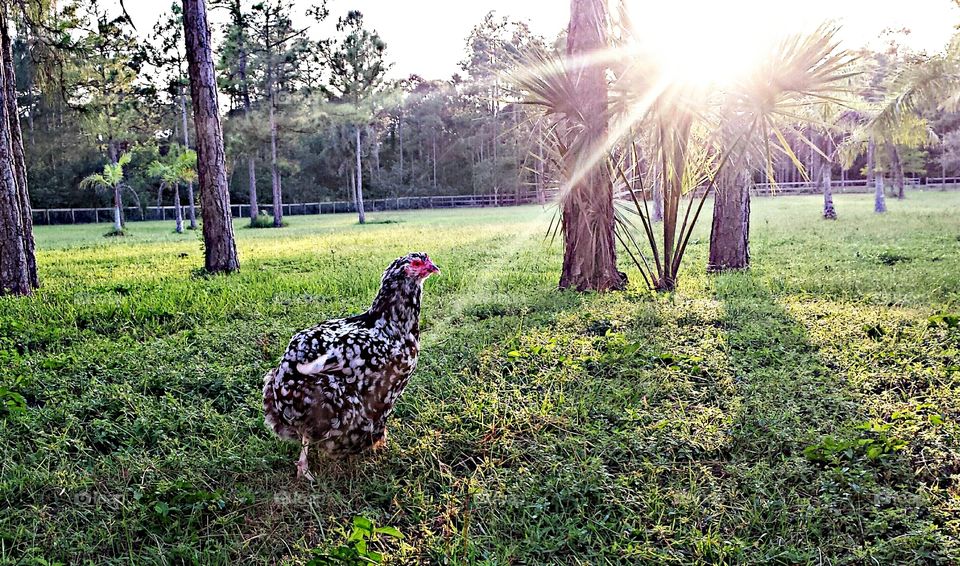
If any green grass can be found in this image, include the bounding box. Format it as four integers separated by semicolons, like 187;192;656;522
2;192;959;564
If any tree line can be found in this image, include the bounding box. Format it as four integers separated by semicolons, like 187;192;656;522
14;1;551;223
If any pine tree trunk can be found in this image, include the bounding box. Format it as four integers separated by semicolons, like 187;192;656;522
1;9;36;288
707;171;751;272
182;0;240;273
398;113;404;184
236;8;259;225
560;0;624;291
180;87;197;229
247;157;258;221
174;182;184;233
822;166;837;219
0;28;28;295
874;175;887;213
355;125;366;224
269;93;282;227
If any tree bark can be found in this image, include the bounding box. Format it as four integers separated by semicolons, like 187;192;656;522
0;18;28;294
1;9;36;288
182;0;240;273
112;184;122;232
174;182;184;233
432;130;437;189
355;125;366;224
822;166;837;219
866;138;875;186
247;157;258;221
874;175;887;213
888;143;905;199
264;9;282;227
707;170;751;272
397;113;404;185
106;140;124;231
269;89;282;226
179;87;197;229
233;0;259;224
559;0;624;292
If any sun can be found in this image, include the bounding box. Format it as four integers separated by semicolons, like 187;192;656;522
625;0;794;86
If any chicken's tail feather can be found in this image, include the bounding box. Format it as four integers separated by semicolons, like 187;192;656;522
263;368;298;441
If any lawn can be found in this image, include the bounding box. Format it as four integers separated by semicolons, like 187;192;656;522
2;192;959;564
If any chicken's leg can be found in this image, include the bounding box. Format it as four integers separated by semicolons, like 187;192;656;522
296;435;314;481
371;427;388;451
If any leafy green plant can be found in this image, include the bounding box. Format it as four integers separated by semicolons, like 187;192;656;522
248;212;276;228
804;421;909;464
929;313;960;329
0;386;26;417
307;516;403;565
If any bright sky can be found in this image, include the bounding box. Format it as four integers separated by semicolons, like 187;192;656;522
125;0;960;80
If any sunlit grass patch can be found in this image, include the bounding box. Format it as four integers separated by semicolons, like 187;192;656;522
1;194;959;563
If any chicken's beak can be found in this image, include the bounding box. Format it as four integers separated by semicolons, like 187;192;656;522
427;261;440;276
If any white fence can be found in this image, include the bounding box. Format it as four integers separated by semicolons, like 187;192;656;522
30;178;960;226
31;191;554;226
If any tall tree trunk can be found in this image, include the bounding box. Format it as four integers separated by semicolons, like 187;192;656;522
0;22;28;294
107;140;124;230
397;114;404;185
707;170;750;272
560;0;624;291
822;166;837;219
874;175;887;213
179;87;197;229
888;143;905;199
174;182;184;233
182;0;240;273
269;91;282;227
1;9;36;288
0;17;34;288
355;125;365;224
866;138;875;186
234;1;259;225
247;157;258;221
112;185;122;232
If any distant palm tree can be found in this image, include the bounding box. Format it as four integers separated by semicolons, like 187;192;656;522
148;147;198;234
80;152;132;234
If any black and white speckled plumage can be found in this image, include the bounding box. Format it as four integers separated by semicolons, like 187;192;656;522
263;253;438;477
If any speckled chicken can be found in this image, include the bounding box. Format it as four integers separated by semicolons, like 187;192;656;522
263;252;439;480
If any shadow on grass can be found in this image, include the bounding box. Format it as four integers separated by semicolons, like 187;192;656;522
713;270;951;563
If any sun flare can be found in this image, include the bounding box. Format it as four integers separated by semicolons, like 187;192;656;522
626;0;800;86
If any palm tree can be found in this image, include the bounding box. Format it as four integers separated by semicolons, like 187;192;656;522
839;111;936;213
514;26;853;290
81;152;132;235
148;147;198;234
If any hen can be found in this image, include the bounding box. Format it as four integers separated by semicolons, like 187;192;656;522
263;252;439;480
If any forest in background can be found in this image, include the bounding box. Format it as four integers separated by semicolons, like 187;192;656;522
13;0;960;211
